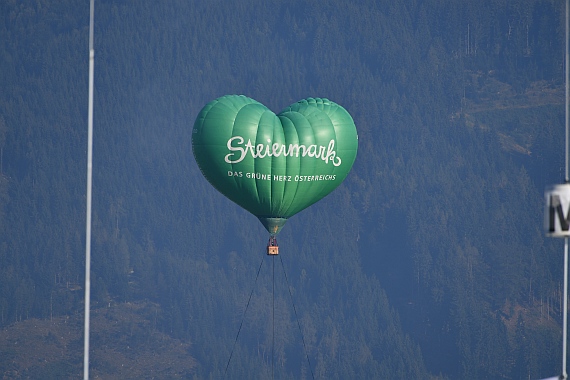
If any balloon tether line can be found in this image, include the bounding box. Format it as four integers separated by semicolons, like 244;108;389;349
224;240;315;380
279;255;316;380
272;255;275;380
224;255;265;378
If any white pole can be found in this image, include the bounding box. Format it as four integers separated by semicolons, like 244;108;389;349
84;0;95;379
562;237;568;379
563;0;569;378
566;0;569;183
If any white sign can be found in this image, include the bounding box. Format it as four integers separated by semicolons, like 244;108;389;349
545;183;570;237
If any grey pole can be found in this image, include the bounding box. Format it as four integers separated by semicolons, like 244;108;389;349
563;0;569;378
83;0;95;378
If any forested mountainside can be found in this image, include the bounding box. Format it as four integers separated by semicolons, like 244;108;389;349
0;0;566;378
0;302;196;379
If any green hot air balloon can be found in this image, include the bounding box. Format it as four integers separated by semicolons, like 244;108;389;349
192;95;358;240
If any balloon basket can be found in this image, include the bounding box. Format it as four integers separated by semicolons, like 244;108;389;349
267;236;279;255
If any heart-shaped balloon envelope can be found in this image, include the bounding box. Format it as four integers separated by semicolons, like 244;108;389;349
192;95;358;234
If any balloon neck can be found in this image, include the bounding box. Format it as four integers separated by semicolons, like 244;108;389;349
258;217;287;236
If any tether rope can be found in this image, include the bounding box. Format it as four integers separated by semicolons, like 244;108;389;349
224;255;265;378
279;255;315;380
272;255;275;380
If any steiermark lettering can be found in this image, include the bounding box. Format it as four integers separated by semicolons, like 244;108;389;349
225;136;342;167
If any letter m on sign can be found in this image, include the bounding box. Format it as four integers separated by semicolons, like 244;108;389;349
550;194;570;233
545;184;570;237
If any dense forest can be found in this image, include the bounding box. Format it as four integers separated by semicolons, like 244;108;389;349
0;0;567;378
